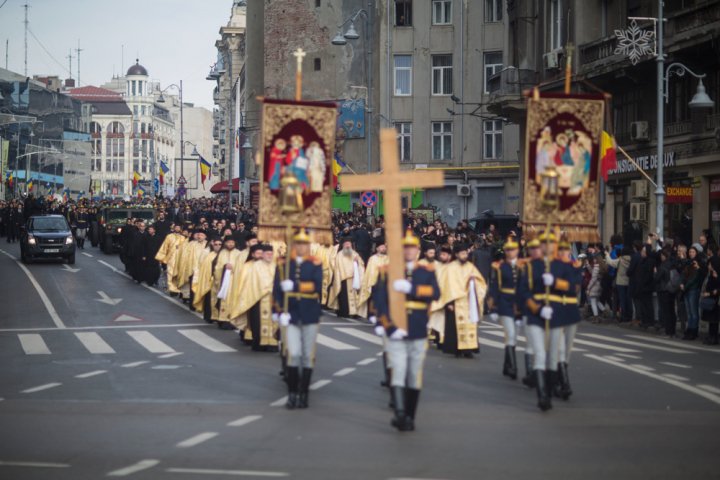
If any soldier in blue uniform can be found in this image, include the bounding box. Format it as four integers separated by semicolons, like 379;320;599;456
488;237;522;380
372;230;441;432
273;228;324;410
518;238;542;388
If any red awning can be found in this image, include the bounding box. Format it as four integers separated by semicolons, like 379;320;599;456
210;178;241;193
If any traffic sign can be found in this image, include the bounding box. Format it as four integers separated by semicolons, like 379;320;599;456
361;191;377;208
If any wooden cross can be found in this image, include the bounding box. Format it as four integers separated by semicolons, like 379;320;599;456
293;48;307;101
341;129;444;331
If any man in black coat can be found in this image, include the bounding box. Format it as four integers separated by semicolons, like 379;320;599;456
126;220;147;283
352;223;373;266
141;225;163;285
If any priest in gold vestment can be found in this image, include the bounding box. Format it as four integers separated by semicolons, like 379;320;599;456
358;237;388;317
155;225;187;294
174;230;208;307
214;236;246;330
192;236;223;323
327;237;365;318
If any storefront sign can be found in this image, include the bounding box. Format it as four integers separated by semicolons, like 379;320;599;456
711;178;720;200
610;151;676;176
665;185;692;204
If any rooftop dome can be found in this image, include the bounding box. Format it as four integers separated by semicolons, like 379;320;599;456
126;59;148;76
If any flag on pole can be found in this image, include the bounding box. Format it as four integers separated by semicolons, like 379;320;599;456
159;161;169;185
137;184;146;197
27;178;33;191
5;171;12;188
600;131;618;182
332;154;346;187
133;171;141;187
199;155;212;187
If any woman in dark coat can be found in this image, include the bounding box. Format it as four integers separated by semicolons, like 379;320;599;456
700;256;720;345
631;244;656;328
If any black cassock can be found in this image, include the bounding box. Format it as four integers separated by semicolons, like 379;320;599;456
126;230;146;282
141;233;163;285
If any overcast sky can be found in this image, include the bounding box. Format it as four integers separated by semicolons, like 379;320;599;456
0;0;232;110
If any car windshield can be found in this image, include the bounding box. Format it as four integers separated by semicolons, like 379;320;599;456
133;211;154;220
30;217;69;231
106;211;128;224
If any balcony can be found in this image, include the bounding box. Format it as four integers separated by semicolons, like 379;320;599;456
486;67;537;119
665;1;720;42
578;35;625;78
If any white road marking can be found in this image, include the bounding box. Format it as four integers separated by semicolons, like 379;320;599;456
270;396;288;407
165;468;288;477
227;415;263;427
81;252;93;257
127;331;175;354
178;329;237;352
616;353;642;359
75;332;116;354
75;370;107;379
698;384;720;395
630;364;656;372
0;461;70;468
60;264;80;273
0;249;65;328
479;336;529;352
602;355;626;362
356;357;377;365
662;374;689;382
114;314;143;322
121;361;149;368
97;260;132;279
96;291;122;306
176;432;219;448
572;338;639;353
158;352;183;359
625;334;720;353
18;334;51;355
713;371;720;375
151;365;181;370
334;327;383;345
581;333;693;354
310;379;332;390
0;398;4;402
0;323;211;333
315;334;358;350
333;367;356;377
585;354;720;406
106;459;160;477
21;382;62;394
660;362;692;369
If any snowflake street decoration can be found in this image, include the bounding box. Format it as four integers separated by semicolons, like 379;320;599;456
614;19;656;65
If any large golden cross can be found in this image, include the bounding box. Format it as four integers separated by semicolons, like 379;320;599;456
293;48;307;101
341;129;444;331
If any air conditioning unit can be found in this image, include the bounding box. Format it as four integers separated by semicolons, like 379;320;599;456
631;121;650;142
543;50;560;70
629;202;648;222
631;179;648;199
457;184;472;197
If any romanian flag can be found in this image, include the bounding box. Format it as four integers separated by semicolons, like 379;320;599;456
137;185;146;197
600;131;618;182
332;154;346;188
235;129;240;149
199;155;212;187
159;161;169;185
5;172;12;188
133;171;142;187
27;178;33;191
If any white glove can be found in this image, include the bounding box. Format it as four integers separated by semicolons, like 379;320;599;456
369;315;378;325
393;279;412;294
279;312;291;327
389;328;408;340
540;306;553;320
280;279;294;292
542;273;554;287
271;313;279;323
489;313;499;322
374;325;385;337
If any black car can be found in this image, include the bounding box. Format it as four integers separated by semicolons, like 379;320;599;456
95;207;157;254
20;215;76;264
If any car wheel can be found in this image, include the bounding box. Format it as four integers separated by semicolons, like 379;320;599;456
67;253;76;265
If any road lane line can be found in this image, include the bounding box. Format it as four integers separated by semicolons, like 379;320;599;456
315;334;358;350
630;364;656;372
333;367;356;377
18;334;51;355
660;362;692;369
270;396;288;407
178;329;237;352
21;382;62;394
127;331;176;354
698;384;720;395
0;461;70;468
625;334;720;353
309;379;332;390
81;252;93;257
662;374;689;382
75;370;107;379
572;338;639;353
580;333;693;354
97;260;132;279
334;327;383;345
617;353;642;359
165;468;288;477
0;249;65;328
585;354;720;406
227;415;263;427
158;352;183;359
0;323;211;333
713;371;720;375
602;355;626;362
106;459;160;477
151;365;181;370
75;332;116;354
176;432;219;448
121;361;149;368
356;357;377;366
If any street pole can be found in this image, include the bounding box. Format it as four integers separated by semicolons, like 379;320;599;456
655;0;665;238
366;2;372;177
180;80;185;199
24;131;29;195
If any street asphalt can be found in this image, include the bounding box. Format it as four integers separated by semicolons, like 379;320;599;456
0;241;719;480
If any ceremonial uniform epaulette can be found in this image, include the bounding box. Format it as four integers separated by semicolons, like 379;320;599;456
306;255;322;266
572;259;583;268
416;262;435;273
516;258;528;267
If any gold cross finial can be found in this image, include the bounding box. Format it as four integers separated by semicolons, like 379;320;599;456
293;48;307;101
293;48;307;73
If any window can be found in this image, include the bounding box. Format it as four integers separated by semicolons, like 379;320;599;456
138;81;143;96
432;55;453;95
483;52;503;94
432;122;452;160
133;105;139;115
432;0;452;25
395;122;412;162
485;0;503;22
141;106;146;116
131;81;136;96
548;0;562;50
133;139;140;157
394;55;412;96
395;0;412;27
133;159;140;172
314;58;321;71
483;119;503;159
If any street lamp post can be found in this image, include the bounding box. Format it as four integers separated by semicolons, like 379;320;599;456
157;81;184;198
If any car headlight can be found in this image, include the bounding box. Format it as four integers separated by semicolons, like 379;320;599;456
66;236;74;245
28;235;36;245
118;227;123;233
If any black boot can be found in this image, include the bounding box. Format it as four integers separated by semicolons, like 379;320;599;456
534;370;552;411
298;368;313;409
557;362;572;400
404;388;420;432
521;354;536;388
390;387;410;431
503;346;518;379
285;367;299;410
548;369;562;398
380;353;390;387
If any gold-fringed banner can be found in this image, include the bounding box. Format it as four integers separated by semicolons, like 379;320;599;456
257;98;338;246
523;92;605;242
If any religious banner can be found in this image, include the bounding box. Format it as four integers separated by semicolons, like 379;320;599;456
257;98;338;245
523;92;606;241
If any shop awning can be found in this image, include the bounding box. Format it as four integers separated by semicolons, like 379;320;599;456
210;178;241;193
